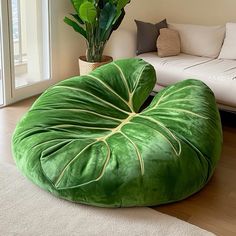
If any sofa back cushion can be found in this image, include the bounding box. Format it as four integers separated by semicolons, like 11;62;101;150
218;23;236;60
157;28;181;57
168;23;225;58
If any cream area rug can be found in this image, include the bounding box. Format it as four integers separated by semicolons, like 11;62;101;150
0;162;215;236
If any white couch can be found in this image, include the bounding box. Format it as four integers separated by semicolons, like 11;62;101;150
138;52;236;110
105;24;236;111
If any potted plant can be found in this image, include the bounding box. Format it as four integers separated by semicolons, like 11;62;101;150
64;0;130;75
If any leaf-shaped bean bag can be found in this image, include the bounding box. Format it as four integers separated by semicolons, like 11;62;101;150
12;58;222;207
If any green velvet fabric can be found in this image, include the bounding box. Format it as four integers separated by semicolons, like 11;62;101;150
12;58;222;207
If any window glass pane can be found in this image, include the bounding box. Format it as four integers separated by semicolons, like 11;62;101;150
11;0;50;88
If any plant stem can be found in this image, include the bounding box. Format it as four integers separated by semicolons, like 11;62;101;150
85;22;106;62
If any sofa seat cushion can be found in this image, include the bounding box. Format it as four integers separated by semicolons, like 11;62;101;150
138;53;236;107
12;59;222;207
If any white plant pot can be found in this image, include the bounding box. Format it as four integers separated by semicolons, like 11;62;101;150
78;55;113;76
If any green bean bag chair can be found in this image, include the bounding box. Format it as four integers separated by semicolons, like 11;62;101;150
12;58;222;207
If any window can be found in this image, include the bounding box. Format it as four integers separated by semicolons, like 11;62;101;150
0;0;68;106
10;0;51;88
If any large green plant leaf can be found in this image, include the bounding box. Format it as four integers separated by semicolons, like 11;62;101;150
98;2;117;40
64;17;87;39
71;0;86;14
110;9;125;32
79;1;97;23
117;0;130;12
98;0;107;8
70;13;84;25
99;2;117;30
13;58;222;207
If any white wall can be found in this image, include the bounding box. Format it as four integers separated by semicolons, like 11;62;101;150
50;0;86;81
122;0;236;30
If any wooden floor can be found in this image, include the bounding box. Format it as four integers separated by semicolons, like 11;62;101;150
0;97;236;236
0;97;37;164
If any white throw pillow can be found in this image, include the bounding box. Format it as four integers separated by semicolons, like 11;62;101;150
218;23;236;60
168;23;225;58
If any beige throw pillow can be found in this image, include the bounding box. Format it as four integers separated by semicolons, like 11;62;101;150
157;28;181;57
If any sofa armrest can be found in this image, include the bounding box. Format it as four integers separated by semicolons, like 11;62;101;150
104;28;137;59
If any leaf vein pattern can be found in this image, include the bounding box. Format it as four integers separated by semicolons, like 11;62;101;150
137;115;181;156
54;85;130;115
47;124;112;131
75;140;111;188
112;62;131;94
156;108;209;119
35;139;73;150
39;108;123;122
112;62;134;109
148;85;203;111
156;98;199;107
160;85;202;102
127;120;181;156
41;140;76;160
54;140;98;187
87;74;133;112
120;131;145;175
131;64;150;95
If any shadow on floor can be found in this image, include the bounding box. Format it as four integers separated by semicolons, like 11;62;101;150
220;110;236;128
